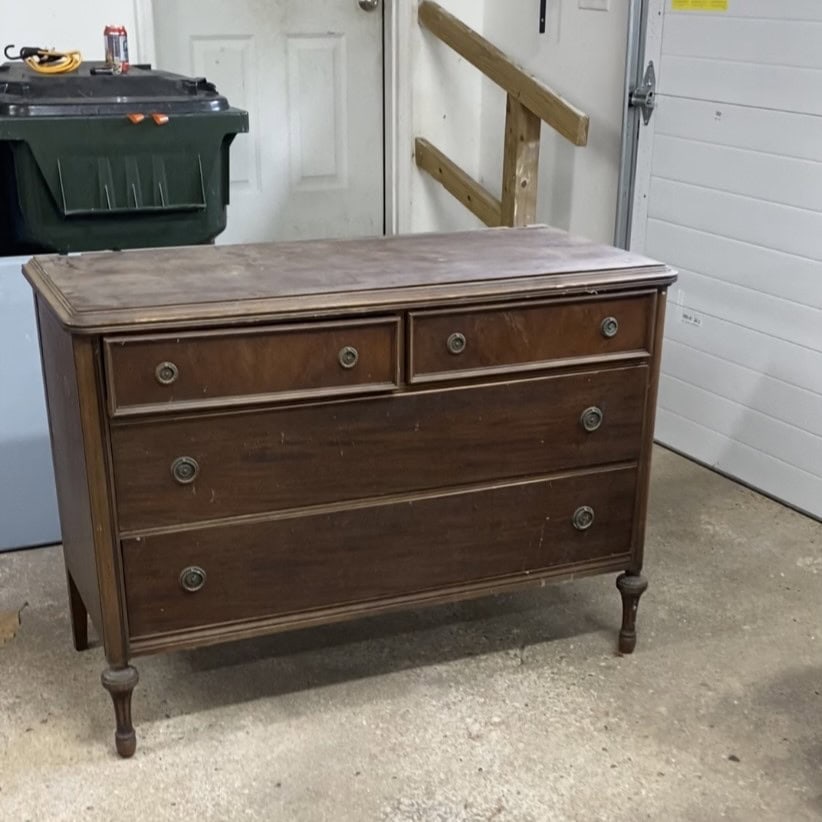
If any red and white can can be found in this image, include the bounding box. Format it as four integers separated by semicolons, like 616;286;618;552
104;24;130;73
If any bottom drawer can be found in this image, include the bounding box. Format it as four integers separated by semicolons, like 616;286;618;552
123;465;638;639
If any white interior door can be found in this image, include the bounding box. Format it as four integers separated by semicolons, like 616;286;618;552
153;0;385;244
630;0;822;519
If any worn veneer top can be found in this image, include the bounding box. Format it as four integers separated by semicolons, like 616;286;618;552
23;225;674;333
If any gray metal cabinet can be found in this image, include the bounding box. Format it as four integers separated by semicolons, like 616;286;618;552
0;256;59;550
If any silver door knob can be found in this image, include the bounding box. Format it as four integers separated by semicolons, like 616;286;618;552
359;0;380;10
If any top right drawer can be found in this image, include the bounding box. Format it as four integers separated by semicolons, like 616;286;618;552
408;293;656;383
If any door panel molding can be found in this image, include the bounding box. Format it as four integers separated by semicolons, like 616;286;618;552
132;0;156;65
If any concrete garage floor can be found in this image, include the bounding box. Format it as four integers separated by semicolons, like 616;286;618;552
0;447;820;822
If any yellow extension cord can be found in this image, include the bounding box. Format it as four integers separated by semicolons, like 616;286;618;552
24;49;82;74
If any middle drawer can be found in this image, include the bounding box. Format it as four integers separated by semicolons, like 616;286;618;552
110;365;648;533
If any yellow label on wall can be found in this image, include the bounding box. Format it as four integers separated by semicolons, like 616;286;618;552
672;0;728;10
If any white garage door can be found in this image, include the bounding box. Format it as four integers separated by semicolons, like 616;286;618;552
631;0;822;519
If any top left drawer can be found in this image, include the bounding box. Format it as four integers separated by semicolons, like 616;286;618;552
103;317;400;417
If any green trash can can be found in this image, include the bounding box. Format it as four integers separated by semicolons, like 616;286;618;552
0;61;249;254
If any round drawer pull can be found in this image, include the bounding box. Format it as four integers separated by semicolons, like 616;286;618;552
580;406;604;432
155;361;179;386
601;316;619;339
447;332;467;355
572;506;595;531
179;566;207;593
338;345;359;369
171;456;199;485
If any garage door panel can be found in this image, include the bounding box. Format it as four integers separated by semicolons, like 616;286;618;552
645;220;822;308
655;98;822;163
684;1;822;21
658;377;822;479
652;135;822;213
655;410;822;520
662;340;822;437
659;56;822;116
657;268;821;351
663;301;822;397
633;0;822;518
648;177;822;262
663;16;822;68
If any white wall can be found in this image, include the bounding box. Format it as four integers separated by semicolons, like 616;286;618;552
472;1;628;243
4;1;140;62
408;0;486;234
5;0;626;241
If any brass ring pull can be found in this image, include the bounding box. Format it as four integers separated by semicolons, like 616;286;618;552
179;566;206;593
601;317;619;339
580;406;604;432
171;456;199;485
447;332;466;355
339;345;359;369
572;506;595;531
155;361;179;385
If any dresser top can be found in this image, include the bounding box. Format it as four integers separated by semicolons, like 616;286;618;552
24;225;674;333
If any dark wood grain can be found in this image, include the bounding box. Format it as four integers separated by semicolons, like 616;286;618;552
111;366;647;532
104;317;400;416
27;225;675;755
130;555;632;656
22;226;675;333
35;300;103;635
630;292;667;574
67;571;89;651
73;335;130;666
409;293;653;382
122;465;638;638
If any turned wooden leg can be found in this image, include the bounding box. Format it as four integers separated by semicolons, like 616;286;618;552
66;572;89;651
616;572;648;655
101;666;139;758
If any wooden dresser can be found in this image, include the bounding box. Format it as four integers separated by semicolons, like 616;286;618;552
25;226;675;757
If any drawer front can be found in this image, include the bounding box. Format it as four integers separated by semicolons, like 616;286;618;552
111;365;648;532
104;318;400;416
409;294;654;382
123;466;638;638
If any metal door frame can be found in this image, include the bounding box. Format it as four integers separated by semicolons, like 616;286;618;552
614;0;651;249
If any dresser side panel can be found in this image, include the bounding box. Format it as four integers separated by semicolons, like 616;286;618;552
35;298;103;634
71;336;130;665
631;290;669;570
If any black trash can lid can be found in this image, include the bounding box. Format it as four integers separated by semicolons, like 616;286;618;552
0;61;231;116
